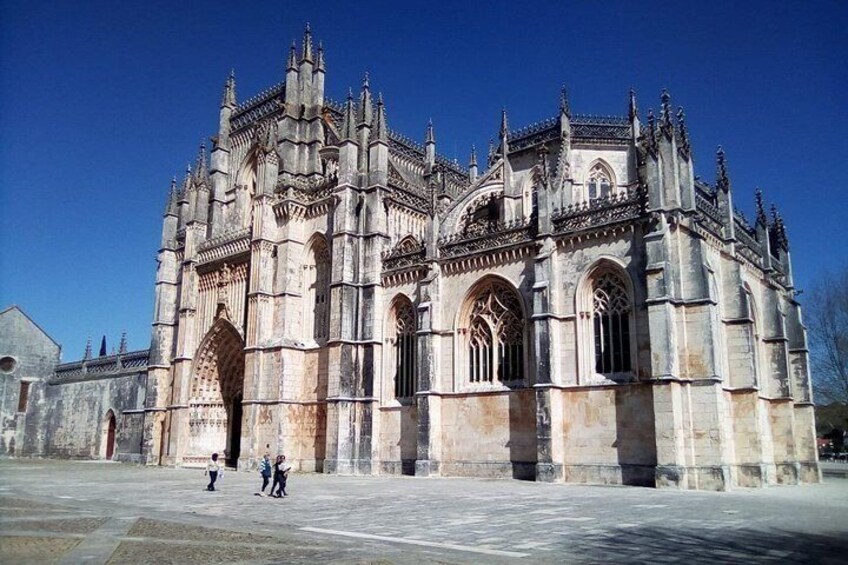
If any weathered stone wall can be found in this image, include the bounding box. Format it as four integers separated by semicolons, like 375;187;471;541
376;404;417;475
439;389;537;479
0;306;61;457
560;384;656;486
25;371;147;462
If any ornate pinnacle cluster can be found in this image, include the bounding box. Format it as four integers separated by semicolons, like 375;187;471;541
316;42;325;71
715;146;730;193
194;140;208;181
676;106;690;155
755;188;767;227
469;145;477;168
660;89;673;135
487;138;496;166
425;118;435;144
771;205;789;250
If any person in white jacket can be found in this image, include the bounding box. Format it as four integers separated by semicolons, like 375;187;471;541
205;453;222;491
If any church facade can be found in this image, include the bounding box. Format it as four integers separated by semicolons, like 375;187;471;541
10;26;819;490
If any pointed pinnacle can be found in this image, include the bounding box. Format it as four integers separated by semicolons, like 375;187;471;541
500;108;509;139
362;72;370;89
560;86;570;118
287;42;297;70
426;118;435;144
755;188;767;225
316;41;325;71
302;22;313;62
629;88;638;121
470;145;477;167
374;93;387;141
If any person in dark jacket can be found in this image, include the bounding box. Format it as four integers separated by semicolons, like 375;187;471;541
272;455;292;498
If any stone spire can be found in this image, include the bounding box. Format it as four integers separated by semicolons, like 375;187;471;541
194;140;208;180
221;70;236;108
676;106;690;156
341;89;356;141
755;188;767;227
165;177;178;215
487;137;496;167
559;86;571;119
118;331;127;355
99;335;107;357
301;22;313;63
469;145;478;181
499;108;509;155
425;119;435;168
316;41;325;71
716;146;730;193
358;73;372;125
83;337;92;360
182;163;192;191
286;41;298;71
628;88;638;122
646;108;657;154
373;92;388;142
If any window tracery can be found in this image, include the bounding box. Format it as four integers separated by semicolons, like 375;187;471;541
592;271;632;374
304;237;330;342
392;299;416;399
464;280;525;383
587;163;613;201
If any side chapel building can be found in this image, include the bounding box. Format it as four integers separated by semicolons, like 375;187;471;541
5;27;819;490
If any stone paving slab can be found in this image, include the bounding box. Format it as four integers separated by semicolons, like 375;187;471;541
0;459;847;563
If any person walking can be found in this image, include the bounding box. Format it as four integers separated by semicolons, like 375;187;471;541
257;453;272;496
205;453;221;491
272;455;292;498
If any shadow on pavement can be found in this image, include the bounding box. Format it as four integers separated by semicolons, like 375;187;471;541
564;526;848;564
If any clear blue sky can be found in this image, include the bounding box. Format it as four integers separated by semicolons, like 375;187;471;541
2;0;846;359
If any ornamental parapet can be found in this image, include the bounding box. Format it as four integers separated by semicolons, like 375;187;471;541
551;186;645;234
381;239;427;273
52;349;150;383
196;227;251;265
438;218;535;259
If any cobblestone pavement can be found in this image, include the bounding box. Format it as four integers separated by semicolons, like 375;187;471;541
1;459;847;564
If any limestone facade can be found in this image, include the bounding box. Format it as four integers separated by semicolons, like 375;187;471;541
12;27;819;490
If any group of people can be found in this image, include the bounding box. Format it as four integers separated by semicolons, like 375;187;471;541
204;450;291;498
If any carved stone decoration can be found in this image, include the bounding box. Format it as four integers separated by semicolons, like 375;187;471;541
216;263;232;320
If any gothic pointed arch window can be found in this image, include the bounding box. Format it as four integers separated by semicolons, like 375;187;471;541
578;263;636;382
304;236;331;343
461;278;525;384
586;162;613;201
592;272;632;374
388;297;417;399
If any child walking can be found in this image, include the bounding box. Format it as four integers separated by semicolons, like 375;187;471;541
205;452;221;491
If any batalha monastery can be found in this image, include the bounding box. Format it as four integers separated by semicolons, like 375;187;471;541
1;26;820;491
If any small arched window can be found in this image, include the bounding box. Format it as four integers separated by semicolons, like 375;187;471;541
304;237;331;342
587;163;613;201
592;271;632;374
391;299;417;399
464;279;525;383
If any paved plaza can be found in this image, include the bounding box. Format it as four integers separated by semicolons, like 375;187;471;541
0;459;847;564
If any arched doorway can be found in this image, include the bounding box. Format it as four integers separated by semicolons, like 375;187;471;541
189;319;246;468
103;410;116;460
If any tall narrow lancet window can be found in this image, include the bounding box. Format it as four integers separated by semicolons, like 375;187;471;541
592;272;632;374
304;237;331;342
465;279;525;383
587;163;613;201
392;299;417;399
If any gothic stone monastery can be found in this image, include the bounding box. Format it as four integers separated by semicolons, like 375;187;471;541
2;26;819;490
